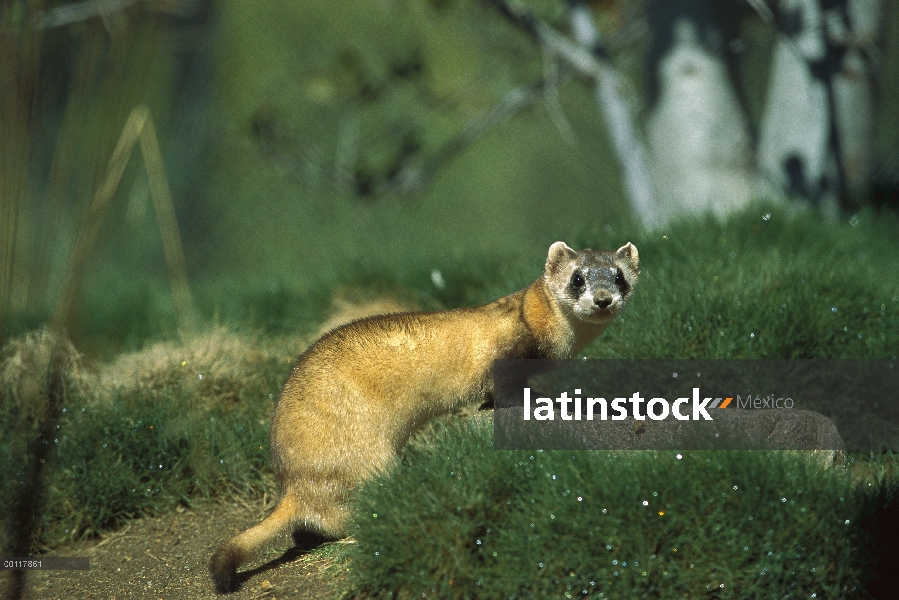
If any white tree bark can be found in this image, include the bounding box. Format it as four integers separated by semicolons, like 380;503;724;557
759;0;881;212
831;0;881;203
647;19;759;223
758;0;837;213
568;3;661;227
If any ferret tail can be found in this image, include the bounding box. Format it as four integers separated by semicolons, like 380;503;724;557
209;495;299;593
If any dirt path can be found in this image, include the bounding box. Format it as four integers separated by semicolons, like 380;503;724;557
9;500;340;600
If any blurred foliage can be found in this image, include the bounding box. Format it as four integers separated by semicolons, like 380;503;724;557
3;0;899;358
585;203;899;360
207;0;631;286
1;0;181;346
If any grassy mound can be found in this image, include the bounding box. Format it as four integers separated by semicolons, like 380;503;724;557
0;301;419;550
0;329;291;549
334;203;899;597
341;418;897;598
1;203;897;595
580;204;899;360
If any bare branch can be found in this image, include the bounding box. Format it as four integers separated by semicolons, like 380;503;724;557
745;0;775;23
38;0;197;29
489;0;660;225
385;83;545;196
54;105;196;332
566;1;659;226
39;0;140;29
139;112;196;332
540;45;577;145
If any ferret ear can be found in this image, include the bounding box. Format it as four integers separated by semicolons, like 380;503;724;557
545;241;577;276
615;243;639;272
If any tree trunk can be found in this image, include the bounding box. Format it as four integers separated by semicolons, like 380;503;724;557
646;1;759;223
758;0;841;215
831;0;882;206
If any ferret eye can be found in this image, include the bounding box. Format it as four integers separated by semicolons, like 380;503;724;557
570;271;585;290
615;268;629;292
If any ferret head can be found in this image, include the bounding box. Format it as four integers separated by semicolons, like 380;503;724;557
543;241;639;324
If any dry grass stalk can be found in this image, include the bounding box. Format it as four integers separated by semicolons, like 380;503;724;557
53;105;196;333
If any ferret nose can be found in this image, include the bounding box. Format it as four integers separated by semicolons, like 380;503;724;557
594;295;613;309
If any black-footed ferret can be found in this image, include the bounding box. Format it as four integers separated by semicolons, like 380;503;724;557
210;241;639;593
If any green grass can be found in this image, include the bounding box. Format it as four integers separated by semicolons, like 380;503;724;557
584;204;899;360
36;384;275;544
340;417;897;599
1;203;898;596
16;200;898;363
331;203;899;598
0;330;289;549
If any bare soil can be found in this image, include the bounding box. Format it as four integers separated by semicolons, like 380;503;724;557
8;500;341;600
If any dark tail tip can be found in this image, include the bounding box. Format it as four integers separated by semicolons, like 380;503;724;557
209;543;244;594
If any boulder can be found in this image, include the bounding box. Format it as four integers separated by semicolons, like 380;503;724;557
492;407;845;465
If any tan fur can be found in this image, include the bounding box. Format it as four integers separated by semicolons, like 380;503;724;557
313;296;418;340
209;242;639;593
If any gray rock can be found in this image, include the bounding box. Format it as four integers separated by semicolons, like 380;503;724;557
492;407;845;464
